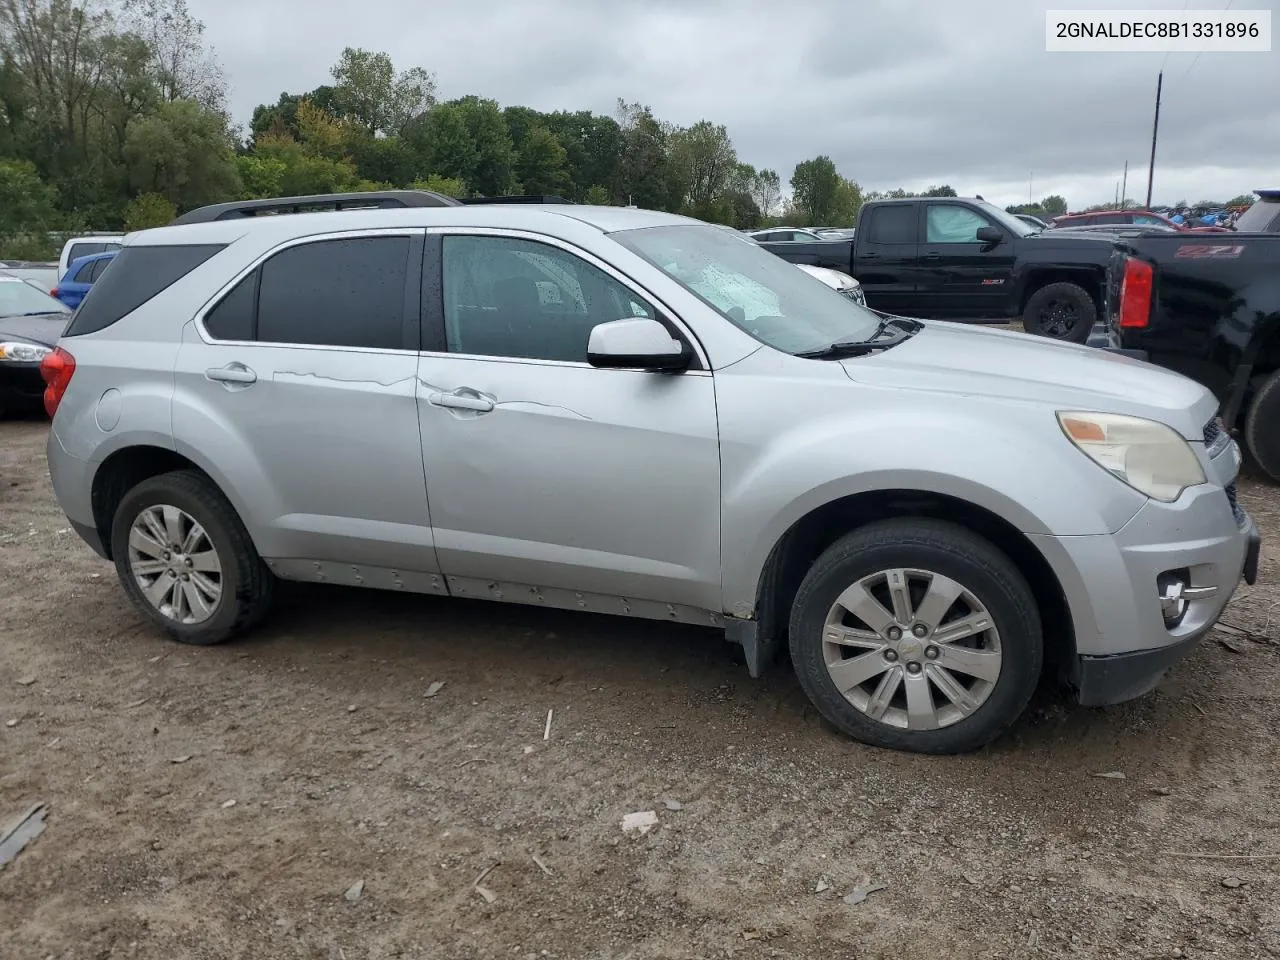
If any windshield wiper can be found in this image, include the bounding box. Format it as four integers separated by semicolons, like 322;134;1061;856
796;315;922;359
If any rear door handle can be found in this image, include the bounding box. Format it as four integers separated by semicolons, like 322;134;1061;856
428;388;495;413
923;253;941;261
205;362;257;385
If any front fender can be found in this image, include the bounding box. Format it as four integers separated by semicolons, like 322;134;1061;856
717;388;1146;617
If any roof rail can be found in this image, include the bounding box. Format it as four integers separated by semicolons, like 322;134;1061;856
458;195;574;205
169;189;462;226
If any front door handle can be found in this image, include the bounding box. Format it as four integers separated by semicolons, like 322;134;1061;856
428;388;495;413
923;253;941;260
205;362;257;386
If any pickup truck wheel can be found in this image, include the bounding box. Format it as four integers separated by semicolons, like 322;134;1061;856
1245;369;1280;482
110;469;274;645
788;519;1043;754
1022;282;1095;343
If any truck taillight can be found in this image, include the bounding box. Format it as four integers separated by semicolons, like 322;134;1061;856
39;346;76;417
1118;257;1153;329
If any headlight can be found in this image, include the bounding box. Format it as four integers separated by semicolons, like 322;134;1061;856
0;341;52;363
1057;411;1206;502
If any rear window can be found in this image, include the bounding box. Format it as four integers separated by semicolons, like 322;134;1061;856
1234;198;1280;233
64;244;225;336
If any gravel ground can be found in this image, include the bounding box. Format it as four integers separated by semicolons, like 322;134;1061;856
2;413;1279;960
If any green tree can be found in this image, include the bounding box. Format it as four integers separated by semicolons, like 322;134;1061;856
1040;194;1067;216
123;190;175;229
515;124;570;196
790;156;842;223
120;0;225;109
330;47;435;135
750;168;781;219
615;99;670;210
406;101;477;184
667;120;737;218
583;184;610;205
123;98;241;210
235;154;285;198
0;157;59;240
924;184;957;197
1225;193;1254;207
410;174;465;197
542;109;621;202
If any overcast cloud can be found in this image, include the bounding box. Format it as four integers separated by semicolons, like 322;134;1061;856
190;0;1279;209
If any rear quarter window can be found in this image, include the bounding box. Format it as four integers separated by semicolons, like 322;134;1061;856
1234;199;1280;233
64;244;225;336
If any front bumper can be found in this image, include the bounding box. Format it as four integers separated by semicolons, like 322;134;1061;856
1031;478;1258;706
0;363;46;408
1076;510;1259;705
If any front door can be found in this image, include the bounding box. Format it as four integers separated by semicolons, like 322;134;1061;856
916;203;1017;318
415;230;722;619
853;203;920;315
171;231;443;588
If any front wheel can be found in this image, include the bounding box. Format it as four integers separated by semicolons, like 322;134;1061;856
110;469;274;645
788;519;1043;754
1022;282;1096;343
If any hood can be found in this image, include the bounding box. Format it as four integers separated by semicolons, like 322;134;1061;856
0;311;70;348
839;320;1217;440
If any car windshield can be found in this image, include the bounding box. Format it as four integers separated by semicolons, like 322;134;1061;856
0;277;69;317
612;224;882;355
975;201;1037;237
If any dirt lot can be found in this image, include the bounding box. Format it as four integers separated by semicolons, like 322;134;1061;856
3;415;1279;960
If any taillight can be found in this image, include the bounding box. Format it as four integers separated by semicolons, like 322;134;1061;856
1118;257;1153;329
49;288;58;298
39;346;76;417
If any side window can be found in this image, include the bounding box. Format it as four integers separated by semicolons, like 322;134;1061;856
88;258;110;281
73;261;96;282
926;205;990;243
204;273;257;341
442;235;654;363
863;205;916;244
68;243;102;263
255;236;410;349
1133;214;1161;226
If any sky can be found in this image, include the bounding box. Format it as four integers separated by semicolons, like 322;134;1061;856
190;0;1279;211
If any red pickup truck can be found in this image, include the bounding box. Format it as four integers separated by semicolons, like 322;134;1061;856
1048;209;1231;233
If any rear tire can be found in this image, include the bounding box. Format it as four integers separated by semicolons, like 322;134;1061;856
788;519;1043;754
1245;369;1280;483
110;469;273;645
1022;282;1096;343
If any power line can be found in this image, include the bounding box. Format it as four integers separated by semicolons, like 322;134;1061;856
1159;0;1190;74
1182;0;1234;82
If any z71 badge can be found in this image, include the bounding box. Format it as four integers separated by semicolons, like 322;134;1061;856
1174;245;1246;259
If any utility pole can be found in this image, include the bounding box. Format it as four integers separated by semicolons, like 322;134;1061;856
1115;182;1120;208
1146;71;1163;209
1121;160;1129;210
1029;172;1033;205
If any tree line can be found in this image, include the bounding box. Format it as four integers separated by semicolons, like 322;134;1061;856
3;0;1080;260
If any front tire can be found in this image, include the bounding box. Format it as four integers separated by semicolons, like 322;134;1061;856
110;469;273;645
1022;282;1096;343
788;519;1043;754
1245;369;1280;483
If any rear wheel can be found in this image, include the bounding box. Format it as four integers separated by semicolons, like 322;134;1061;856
110;469;273;645
1022;282;1096;343
788;519;1043;754
1245;369;1280;482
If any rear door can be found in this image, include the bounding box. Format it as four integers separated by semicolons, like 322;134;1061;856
916;202;1017;318
852;203;919;313
171;230;443;588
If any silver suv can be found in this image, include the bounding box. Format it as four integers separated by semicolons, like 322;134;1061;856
42;193;1260;754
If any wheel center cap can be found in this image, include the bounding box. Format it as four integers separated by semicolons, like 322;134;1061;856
898;637;925;661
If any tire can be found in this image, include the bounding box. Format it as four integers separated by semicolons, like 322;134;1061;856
788;518;1042;755
1245;369;1280;483
110;469;273;645
1022;282;1096;343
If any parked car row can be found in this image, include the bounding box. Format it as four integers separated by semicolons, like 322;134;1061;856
32;188;1260;757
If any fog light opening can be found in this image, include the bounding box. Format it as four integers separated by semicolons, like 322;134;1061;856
1158;568;1191;629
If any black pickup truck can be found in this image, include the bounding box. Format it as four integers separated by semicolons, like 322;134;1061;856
754;196;1126;342
1088;232;1280;480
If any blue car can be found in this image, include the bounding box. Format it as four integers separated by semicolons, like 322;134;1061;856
52;250;117;309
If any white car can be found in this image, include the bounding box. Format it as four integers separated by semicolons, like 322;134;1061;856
57;235;124;279
796;263;867;306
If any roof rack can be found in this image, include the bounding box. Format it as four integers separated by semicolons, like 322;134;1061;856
169;189;463;226
458;195;574;205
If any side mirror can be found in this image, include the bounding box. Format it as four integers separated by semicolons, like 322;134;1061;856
587;317;689;371
976;225;1003;244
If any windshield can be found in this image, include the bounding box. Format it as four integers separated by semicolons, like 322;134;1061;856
0;277;69;317
1235;197;1279;232
975;201;1036;237
612;224;882;354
